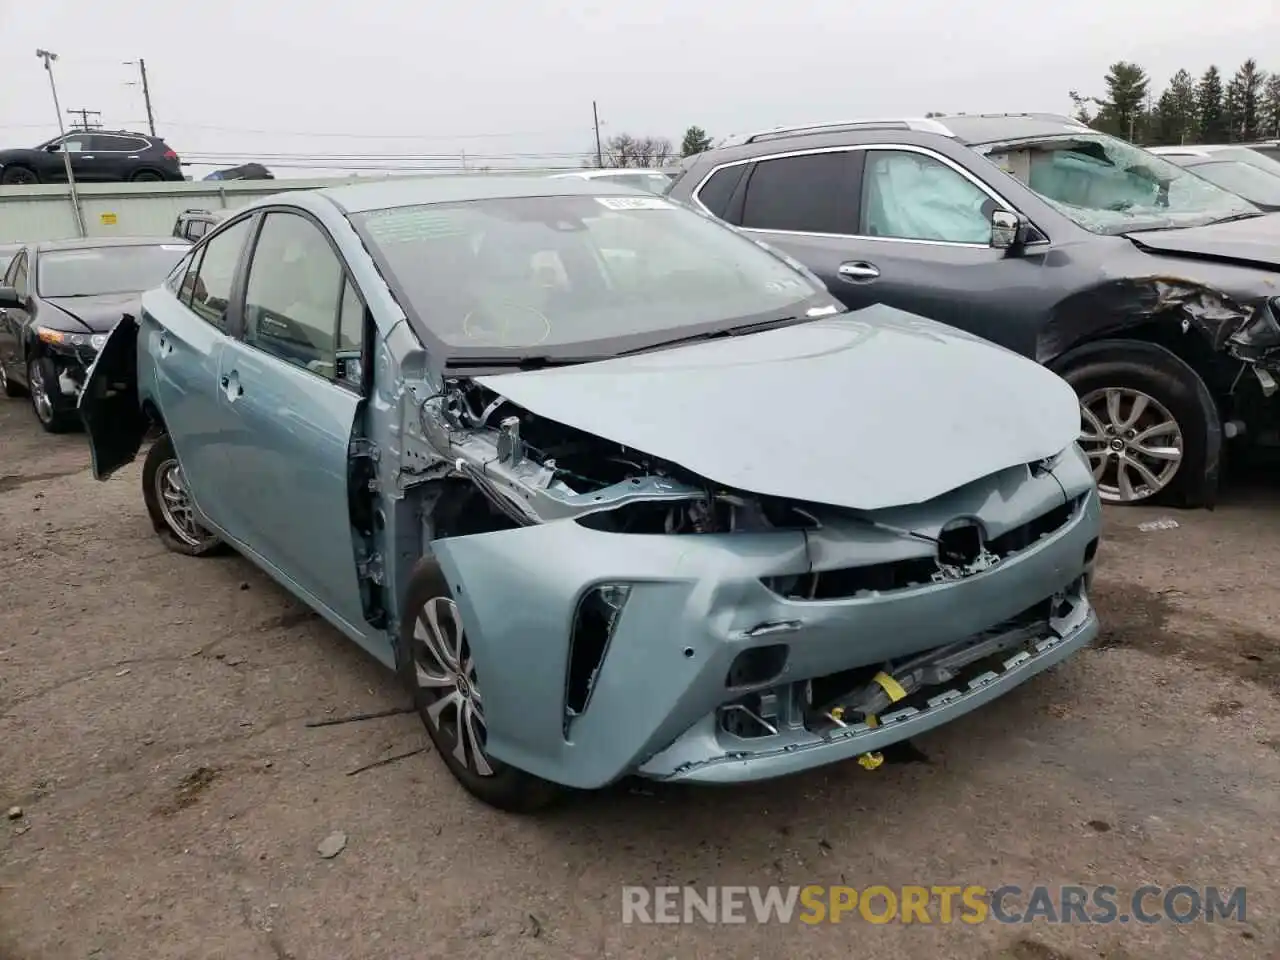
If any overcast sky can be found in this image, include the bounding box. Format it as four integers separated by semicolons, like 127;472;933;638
1;0;1276;178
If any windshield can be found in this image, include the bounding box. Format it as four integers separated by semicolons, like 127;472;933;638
1182;159;1280;207
979;133;1259;234
352;195;836;359
38;244;190;297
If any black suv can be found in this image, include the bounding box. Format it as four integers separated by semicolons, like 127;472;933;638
668;113;1280;506
0;130;183;185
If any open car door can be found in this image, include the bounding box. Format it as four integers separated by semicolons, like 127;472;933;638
78;314;148;480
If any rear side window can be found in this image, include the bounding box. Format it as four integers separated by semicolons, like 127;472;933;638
186;219;209;241
185;218;253;331
695;165;746;218
741;151;858;234
92;135;147;151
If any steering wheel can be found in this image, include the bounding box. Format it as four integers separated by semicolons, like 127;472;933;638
461;301;551;347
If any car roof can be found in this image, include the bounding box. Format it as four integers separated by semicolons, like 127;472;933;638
34;236;186;253
317;175;656;214
935;113;1095;145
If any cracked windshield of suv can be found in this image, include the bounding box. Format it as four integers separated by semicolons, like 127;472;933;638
980;132;1260;234
354;195;835;353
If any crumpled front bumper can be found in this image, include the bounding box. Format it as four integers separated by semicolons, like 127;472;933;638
432;462;1102;790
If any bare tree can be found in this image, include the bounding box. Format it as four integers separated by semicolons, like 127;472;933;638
592;133;675;168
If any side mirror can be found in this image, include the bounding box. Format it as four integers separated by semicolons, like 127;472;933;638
45;143;61;153
991;209;1035;252
0;286;23;310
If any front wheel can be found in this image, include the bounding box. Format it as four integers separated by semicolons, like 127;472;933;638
0;362;23;397
397;558;564;813
27;357;76;433
1060;341;1219;507
141;435;225;556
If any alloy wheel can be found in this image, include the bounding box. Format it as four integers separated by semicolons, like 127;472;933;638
28;361;54;424
0;364;8;393
153;458;218;547
412;596;493;777
1078;387;1184;503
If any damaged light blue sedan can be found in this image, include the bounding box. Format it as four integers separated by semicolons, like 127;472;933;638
79;178;1101;812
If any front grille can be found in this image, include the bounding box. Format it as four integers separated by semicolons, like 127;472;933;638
763;495;1083;601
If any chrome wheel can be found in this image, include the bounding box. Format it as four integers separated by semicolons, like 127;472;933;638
1079;388;1184;503
412;597;493;777
27;361;54;424
153;458;217;547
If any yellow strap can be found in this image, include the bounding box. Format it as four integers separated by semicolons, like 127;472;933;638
873;671;908;702
857;751;884;770
865;714;879;728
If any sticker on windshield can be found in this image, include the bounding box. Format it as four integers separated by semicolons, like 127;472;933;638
595;196;673;211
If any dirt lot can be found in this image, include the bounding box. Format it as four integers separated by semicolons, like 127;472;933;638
1;393;1278;960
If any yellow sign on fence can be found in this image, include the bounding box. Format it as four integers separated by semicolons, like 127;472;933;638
99;212;117;225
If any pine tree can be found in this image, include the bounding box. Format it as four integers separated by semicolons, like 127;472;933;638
680;126;712;158
1197;66;1227;142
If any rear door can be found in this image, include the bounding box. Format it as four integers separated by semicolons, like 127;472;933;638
148;215;257;531
214;208;367;630
90;134;148;181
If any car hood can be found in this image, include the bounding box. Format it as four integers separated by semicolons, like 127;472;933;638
1125;213;1280;270
476;305;1082;511
44;293;142;333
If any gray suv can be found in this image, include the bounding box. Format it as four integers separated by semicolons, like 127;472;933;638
668;113;1280;506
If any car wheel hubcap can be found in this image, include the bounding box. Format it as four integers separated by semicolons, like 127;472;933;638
0;365;8;391
28;363;53;422
1078;388;1183;503
412;596;494;777
154;459;216;547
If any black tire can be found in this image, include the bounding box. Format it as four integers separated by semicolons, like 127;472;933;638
131;170;163;182
0;166;38;185
26;357;76;433
0;363;23;397
397;558;565;813
141;435;226;556
1058;339;1220;508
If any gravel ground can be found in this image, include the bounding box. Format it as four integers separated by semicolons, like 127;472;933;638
1;391;1278;960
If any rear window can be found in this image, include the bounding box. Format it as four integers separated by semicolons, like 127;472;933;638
37;244;190;298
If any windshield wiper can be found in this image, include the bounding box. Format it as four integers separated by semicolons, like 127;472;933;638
444;354;605;371
1207;212;1266;225
617;315;810;357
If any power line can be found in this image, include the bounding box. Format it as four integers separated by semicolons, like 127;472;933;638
154;118;590;141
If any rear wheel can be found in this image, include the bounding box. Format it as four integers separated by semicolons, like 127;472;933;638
397;558;564;813
131;170;163;182
1060;341;1218;507
0;166;38;185
141;435;225;556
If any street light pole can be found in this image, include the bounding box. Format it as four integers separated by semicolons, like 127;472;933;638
35;49;67;136
33;48;86;238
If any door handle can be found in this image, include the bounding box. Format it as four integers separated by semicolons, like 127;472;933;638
837;262;881;283
221;370;243;400
81;155;95;160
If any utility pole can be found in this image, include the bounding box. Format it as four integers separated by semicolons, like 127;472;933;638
124;59;156;136
66;108;102;131
33;48;86;237
592;100;603;168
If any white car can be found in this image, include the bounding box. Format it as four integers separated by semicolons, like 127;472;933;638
549;168;676;195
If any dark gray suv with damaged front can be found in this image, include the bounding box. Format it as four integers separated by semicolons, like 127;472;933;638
668;113;1280;507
